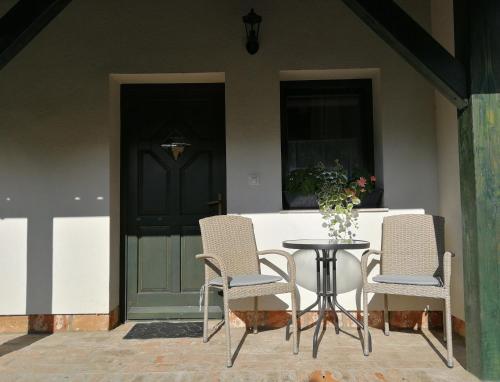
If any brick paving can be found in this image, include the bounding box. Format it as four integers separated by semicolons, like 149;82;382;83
0;321;477;381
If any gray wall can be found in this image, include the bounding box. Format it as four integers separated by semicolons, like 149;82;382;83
431;0;464;320
0;0;440;314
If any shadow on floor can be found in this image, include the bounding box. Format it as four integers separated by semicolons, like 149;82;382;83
374;328;466;369
424;329;467;368
231;329;249;365
0;334;48;357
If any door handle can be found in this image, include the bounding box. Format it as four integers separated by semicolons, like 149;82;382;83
207;193;223;215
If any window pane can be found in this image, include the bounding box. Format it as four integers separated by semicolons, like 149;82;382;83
281;80;374;208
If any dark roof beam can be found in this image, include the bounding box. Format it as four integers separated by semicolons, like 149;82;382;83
341;0;468;109
0;0;72;70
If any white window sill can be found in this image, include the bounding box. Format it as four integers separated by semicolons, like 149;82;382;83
279;208;389;214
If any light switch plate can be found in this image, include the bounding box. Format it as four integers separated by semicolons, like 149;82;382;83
248;173;260;186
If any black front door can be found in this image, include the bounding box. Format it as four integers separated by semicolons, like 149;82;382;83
122;83;225;319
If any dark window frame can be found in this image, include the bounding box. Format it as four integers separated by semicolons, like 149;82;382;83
280;79;374;209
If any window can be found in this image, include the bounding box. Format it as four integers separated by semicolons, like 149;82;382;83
281;79;374;208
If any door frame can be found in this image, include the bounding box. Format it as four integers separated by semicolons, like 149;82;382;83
110;73;226;322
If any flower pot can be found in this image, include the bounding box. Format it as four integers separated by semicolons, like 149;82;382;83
283;192;318;209
356;188;383;208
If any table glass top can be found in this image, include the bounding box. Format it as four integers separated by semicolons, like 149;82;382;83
282;239;370;249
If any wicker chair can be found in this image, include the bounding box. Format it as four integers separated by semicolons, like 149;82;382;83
196;215;298;367
361;214;455;367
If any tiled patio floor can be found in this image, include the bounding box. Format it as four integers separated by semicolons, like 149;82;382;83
0;321;477;381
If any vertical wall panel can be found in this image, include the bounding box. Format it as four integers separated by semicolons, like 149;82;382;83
52;217;109;314
0;218;27;315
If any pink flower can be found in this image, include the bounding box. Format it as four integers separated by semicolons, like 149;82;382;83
370;175;376;183
357;177;367;187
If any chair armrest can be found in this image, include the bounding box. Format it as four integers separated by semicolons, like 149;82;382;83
443;251;455;287
195;253;229;288
361;249;382;283
257;250;296;284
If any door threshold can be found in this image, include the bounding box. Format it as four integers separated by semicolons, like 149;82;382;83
127;305;222;320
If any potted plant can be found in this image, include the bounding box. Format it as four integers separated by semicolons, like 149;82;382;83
314;161;359;239
283;166;323;209
351;168;383;208
284;161;380;239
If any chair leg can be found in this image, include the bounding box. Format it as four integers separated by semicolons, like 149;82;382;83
363;290;370;356
253;296;258;334
291;290;298;354
203;284;209;343
224;295;232;367
445;297;453;368
442;299;447;342
383;294;389;336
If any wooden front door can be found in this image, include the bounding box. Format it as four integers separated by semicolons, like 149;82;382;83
122;83;225;320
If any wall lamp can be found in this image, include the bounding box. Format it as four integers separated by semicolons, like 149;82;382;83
243;8;262;55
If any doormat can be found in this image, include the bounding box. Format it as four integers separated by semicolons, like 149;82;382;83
124;321;203;339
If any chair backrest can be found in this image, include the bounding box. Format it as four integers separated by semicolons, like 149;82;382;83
381;214;445;277
199;215;260;278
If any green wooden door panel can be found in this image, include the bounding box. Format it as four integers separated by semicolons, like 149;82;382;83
123;83;225;320
126;236;138;309
138;229;172;292
181;228;204;292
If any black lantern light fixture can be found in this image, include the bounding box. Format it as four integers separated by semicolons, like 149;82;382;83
243;8;262;55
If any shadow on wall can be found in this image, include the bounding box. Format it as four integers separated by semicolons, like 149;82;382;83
231;295;291;329
0;194;108;320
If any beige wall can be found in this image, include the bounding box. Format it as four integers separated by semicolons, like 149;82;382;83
0;0;441;314
430;0;465;320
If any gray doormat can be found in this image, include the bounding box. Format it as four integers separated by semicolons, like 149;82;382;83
124;321;203;339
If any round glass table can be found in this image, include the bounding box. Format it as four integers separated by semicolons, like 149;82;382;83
283;239;370;358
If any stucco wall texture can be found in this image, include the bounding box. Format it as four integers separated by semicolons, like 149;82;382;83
0;0;462;319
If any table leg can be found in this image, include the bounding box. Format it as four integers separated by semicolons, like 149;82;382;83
324;249;363;330
333;298;364;329
296;297;320;318
330;251;372;353
304;249;322;320
312;296;326;358
312;248;328;358
328;249;340;334
331;253;363;330
315;249;321;295
287;296;320;340
291;247;369;357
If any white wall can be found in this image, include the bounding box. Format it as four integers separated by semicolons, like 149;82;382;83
430;0;465;320
0;0;440;315
238;209;445;312
0;219;27;315
52;217;109;314
0;217;110;315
